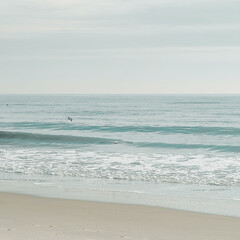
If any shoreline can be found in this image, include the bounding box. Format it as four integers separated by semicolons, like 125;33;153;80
1;175;240;218
0;192;240;240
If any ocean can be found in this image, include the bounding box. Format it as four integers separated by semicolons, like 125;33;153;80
0;94;240;216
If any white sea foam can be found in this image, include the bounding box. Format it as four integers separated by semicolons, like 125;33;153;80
0;148;239;186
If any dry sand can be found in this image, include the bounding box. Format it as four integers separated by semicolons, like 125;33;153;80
0;192;239;240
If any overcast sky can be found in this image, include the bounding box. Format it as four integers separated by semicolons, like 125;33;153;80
1;0;240;94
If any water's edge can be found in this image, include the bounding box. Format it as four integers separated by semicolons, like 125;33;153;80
1;173;240;218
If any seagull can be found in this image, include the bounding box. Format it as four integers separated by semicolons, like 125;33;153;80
67;117;73;121
114;141;118;144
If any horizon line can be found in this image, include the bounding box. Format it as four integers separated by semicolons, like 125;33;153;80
1;93;240;95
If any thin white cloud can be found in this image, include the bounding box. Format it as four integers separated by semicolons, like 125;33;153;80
1;0;240;36
1;0;240;93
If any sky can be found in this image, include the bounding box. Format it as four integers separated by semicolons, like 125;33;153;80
1;0;240;94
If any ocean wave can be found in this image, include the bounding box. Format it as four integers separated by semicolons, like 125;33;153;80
0;130;239;153
0;131;118;145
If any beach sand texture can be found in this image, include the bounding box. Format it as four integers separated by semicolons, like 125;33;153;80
0;193;239;240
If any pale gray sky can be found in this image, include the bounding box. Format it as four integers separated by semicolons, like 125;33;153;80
1;0;240;94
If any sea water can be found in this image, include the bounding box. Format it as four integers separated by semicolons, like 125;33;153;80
0;94;240;217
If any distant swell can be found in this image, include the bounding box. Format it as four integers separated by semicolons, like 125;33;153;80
2;122;240;135
137;142;240;153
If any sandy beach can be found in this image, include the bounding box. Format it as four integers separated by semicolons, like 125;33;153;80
0;192;239;240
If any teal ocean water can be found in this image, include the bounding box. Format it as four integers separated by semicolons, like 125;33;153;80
0;95;240;216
